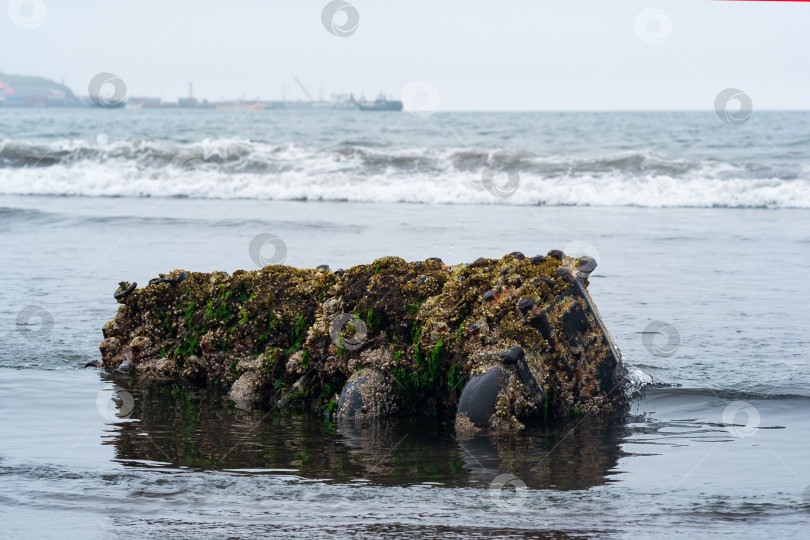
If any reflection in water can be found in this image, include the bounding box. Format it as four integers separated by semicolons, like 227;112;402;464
102;373;631;490
458;416;629;491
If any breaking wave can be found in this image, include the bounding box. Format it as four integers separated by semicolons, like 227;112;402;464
1;137;809;208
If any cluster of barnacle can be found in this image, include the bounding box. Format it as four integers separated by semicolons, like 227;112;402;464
98;251;619;427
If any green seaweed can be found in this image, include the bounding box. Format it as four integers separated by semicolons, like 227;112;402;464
268;312;280;332
184;301;196;324
448;363;463;390
285;313;308;355
410;325;421;344
365;307;382;331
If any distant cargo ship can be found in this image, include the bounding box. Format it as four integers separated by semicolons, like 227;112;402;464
351;93;402;111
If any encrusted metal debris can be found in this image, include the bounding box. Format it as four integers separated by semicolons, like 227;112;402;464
98;252;626;433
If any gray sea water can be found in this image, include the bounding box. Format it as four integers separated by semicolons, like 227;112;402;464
1;109;809;538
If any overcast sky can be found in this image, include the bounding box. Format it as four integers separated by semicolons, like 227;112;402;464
3;0;809;110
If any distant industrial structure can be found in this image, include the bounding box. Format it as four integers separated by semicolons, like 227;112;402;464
0;71;402;111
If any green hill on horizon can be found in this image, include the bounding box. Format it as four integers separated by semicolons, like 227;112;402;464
0;71;79;105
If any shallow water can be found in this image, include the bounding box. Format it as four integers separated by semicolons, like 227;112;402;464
1;369;808;538
1;194;809;537
3;106;810;538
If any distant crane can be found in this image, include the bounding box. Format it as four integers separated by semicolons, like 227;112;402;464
294;78;315;102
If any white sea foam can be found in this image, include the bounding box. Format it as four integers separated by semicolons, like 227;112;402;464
1;138;809;208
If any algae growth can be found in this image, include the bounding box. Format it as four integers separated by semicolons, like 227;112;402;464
99;252;626;432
